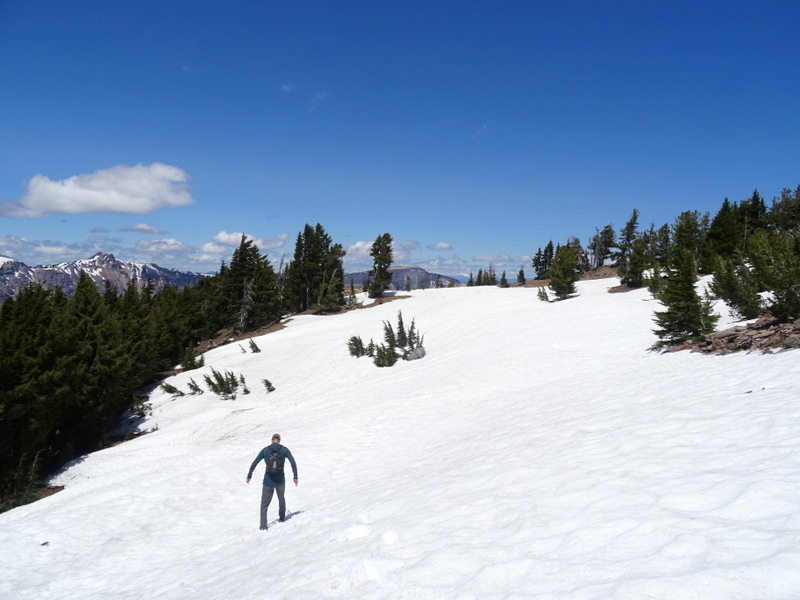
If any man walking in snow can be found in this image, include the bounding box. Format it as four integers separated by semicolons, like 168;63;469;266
246;433;299;530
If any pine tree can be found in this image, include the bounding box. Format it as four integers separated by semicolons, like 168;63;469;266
517;268;526;285
368;233;393;298
615;209;639;281
548;245;579;300
709;255;762;319
285;223;345;312
623;237;648;288
746;229;800;320
588;224;616;270
651;248;719;350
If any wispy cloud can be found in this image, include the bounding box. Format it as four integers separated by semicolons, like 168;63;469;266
211;230;289;252
472;122;490;139
473;253;512;266
134;238;194;257
308;90;328;112
0;234;122;266
122;223;167;235
280;83;297;93
0;163;194;218
429;242;452;251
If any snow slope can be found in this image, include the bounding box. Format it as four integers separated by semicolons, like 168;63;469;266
2;278;799;599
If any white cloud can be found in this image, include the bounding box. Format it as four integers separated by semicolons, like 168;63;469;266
343;240;373;266
393;240;420;264
0;163;194;218
134;238;193;256
122;223;166;235
473;253;512;266
280;83;297;93
259;233;290;251
201;242;227;255
211;230;289;252
430;242;452;251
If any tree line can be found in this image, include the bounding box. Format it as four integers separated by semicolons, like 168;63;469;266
0;224;394;509
531;186;800;348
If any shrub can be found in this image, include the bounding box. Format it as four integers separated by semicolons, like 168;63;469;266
186;378;204;395
160;382;185;398
180;348;204;371
348;311;425;367
203;367;242;400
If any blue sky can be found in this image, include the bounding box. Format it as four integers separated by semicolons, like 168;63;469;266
1;1;799;278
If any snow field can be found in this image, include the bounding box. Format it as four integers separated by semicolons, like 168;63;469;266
1;278;799;599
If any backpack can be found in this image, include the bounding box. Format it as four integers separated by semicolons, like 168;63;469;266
266;446;285;475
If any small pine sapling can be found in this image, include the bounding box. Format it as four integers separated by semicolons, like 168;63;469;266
187;378;204;395
160;382;185;398
348;335;366;357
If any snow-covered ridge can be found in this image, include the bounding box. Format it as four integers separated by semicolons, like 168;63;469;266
1;279;798;599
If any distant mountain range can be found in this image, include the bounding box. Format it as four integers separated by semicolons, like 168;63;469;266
0;252;206;302
0;253;461;303
344;265;462;290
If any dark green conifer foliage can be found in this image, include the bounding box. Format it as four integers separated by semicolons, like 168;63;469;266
285;223;345;313
623;237;648;288
672;211;710;272
532;241;555;279
709;255;762;319
220;235;281;330
517;268;526;284
615;209;639;281
368;233;394;298
704;198;741;263
651;249;719;350
588;225;616;269
769;186;800;232
747;229;800;320
548;245;579;300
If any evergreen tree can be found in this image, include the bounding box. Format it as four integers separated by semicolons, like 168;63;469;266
651;248;719;350
704;198;741;263
532;241;555;279
614;209;639;281
566;237;589;274
746;229;800;320
548;245;579;300
672;210;710;272
769;185;800;233
624;237;649;288
368;233;393;298
517;267;526;285
285;223;345;313
709;255;762;319
588;224;616;270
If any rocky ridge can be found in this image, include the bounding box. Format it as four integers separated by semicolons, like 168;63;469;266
0;252;205;301
677;312;800;354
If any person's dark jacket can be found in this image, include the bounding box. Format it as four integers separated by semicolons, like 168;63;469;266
248;443;298;486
